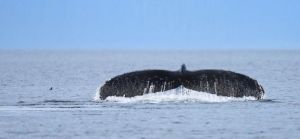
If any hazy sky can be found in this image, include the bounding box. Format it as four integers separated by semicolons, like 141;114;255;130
0;0;299;49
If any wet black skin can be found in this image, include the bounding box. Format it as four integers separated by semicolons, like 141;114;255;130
99;64;265;100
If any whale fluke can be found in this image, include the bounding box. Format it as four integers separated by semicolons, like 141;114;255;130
99;65;265;100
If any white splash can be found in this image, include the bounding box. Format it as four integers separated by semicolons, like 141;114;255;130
93;86;101;101
94;86;257;103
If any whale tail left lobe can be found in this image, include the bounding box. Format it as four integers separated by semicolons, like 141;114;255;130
100;70;180;100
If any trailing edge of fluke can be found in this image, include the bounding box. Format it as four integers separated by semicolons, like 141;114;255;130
99;64;265;100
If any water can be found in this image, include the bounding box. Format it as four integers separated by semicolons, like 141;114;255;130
0;49;299;139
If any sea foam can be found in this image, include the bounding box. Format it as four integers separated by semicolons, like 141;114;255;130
94;86;257;103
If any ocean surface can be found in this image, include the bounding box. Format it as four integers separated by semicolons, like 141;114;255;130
0;49;299;139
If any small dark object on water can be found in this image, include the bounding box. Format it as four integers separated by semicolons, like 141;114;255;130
17;101;25;104
49;87;53;90
99;64;265;100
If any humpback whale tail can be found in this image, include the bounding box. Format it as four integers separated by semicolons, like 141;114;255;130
99;65;264;100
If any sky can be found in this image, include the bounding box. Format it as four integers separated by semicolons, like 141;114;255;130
0;0;299;49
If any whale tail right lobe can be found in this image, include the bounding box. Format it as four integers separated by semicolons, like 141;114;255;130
182;70;264;99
